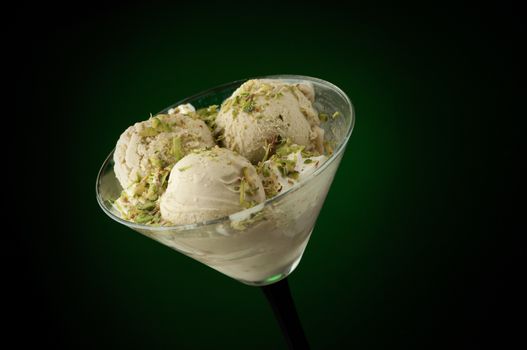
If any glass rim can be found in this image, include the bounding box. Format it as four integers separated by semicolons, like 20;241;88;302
95;74;355;232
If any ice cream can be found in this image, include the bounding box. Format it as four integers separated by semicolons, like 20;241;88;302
112;104;216;224
160;147;265;225
215;79;324;163
258;141;328;198
99;76;352;285
113;104;215;190
111;80;333;227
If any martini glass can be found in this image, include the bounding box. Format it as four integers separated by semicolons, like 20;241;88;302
96;75;354;349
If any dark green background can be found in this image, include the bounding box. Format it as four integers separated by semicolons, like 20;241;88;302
15;2;521;349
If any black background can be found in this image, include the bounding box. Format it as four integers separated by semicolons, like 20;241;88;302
12;1;523;349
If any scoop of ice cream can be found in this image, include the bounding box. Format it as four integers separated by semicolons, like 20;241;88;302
258;143;327;198
215;79;324;163
113;104;215;189
160;147;266;225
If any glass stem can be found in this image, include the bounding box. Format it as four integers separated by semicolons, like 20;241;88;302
261;278;310;350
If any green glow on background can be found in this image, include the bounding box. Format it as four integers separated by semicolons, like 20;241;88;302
265;274;284;284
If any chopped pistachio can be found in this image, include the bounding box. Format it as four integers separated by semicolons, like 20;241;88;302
139;127;159;137
155;116;172;132
160;170;170;187
261;143;272;163
146;184;158;201
178;165;192;172
277;164;287;177
196;105;219;131
171;136;184;161
301;149;317;158
133;182;146;196
332;111;341;119
288;171;299;180
304;159;313;164
135;213;154;224
242;167;250;179
276;141;304;157
149;156;163;168
138;201;156;210
242;98;256;113
319;113;329;122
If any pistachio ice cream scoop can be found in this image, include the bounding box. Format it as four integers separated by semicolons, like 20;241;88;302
113;104;215;189
215;79;324;164
160;147;266;225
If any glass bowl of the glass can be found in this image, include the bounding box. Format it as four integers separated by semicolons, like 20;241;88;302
96;75;355;286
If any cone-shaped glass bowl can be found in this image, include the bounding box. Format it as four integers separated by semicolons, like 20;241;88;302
96;75;354;286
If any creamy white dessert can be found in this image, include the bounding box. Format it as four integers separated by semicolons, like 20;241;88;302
215;79;324;163
113;105;215;224
108;79;345;285
160;147;265;225
114;104;214;189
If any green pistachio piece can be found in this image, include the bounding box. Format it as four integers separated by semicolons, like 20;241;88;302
178;165;192;172
135;214;154;224
319;113;329;122
149;157;163;168
332;111;341;119
154;116;172;132
304;159;313;164
171;136;184;161
139;127;159;137
146;183;158;201
138;201;156;210
160;170;170;187
196;105;219;131
277;165;287;177
261;143;272;163
242;167;250;179
288;171;299;180
133;182;146;195
242;98;256;113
